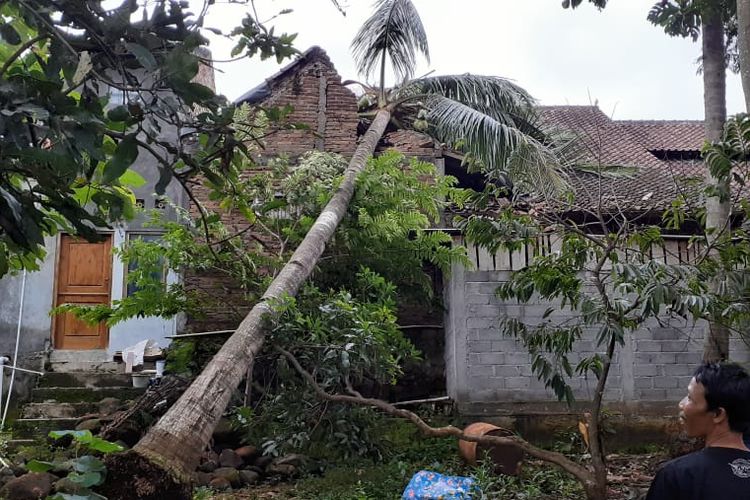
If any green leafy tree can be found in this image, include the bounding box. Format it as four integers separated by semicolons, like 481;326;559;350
448;108;750;499
246;269;421;461
0;0;297;276
562;0;736;362
458;179;739;498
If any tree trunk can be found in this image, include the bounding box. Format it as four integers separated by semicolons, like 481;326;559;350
125;108;392;482
701;14;730;362
737;0;750;112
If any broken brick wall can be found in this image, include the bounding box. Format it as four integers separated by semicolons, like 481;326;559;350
185;52;359;333
185;52;446;399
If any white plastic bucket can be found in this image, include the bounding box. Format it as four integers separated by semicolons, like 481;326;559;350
131;373;151;388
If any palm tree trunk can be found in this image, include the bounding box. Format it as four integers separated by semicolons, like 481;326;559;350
127;108;392;481
737;0;750;111
701;14;730;362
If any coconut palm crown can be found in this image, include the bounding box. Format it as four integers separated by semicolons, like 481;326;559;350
351;0;565;195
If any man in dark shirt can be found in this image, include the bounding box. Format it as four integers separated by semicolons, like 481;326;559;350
646;362;750;500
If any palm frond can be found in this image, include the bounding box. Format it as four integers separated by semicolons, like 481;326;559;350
398;74;547;142
351;0;429;83
425;95;566;195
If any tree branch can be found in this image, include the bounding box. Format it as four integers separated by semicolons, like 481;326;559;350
275;346;594;488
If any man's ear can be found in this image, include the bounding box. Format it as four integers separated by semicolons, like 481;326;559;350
712;407;728;425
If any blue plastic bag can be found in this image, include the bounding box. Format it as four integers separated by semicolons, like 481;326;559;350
401;470;477;499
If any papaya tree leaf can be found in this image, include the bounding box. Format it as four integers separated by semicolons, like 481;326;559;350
49;429;92;443
119;169;146;188
87;436;124;453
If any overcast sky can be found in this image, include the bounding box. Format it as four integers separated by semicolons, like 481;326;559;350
199;0;745;120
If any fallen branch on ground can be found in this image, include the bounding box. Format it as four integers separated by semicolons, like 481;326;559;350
275;347;596;494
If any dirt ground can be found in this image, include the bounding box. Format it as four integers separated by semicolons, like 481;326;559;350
605;453;664;499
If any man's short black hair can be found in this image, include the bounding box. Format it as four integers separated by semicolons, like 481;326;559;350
694;362;750;433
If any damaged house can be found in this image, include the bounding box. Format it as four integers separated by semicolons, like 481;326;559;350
3;45;748;423
221;46;750;419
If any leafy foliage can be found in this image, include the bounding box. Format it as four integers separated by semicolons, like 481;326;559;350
65;150;470;325
459;175;750;403
26;430;123;500
647;0;737;43
0;1;299;276
319;151;471;297
289;417;583;500
59;150;470;460
242;269;420;459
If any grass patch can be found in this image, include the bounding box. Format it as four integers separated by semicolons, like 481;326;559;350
289;458;583;499
286;418;583;499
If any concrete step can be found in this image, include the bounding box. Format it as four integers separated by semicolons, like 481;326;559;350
38;372;132;388
21;402;98;419
31;386;145;404
48;350;121;373
11;418;79;439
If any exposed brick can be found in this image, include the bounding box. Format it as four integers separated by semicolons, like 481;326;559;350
635;340;662;352
634;364;658;377
467;318;499;329
490;339;520;352
675;352;703;365
663;364;693;376
467;305;502;317
504;352;532;365
464;282;500;295
467;341;492;352
466;294;491;305
653;377;679;389
660;340;690;352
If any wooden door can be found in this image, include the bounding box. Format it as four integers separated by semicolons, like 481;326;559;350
54;234;112;349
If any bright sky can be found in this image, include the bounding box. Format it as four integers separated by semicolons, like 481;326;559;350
200;0;745;120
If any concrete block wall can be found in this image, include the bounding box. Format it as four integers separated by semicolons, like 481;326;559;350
446;264;750;408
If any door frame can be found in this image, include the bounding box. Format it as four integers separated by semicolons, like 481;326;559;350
51;231;115;350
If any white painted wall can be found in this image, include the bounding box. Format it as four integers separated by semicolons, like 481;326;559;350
0;236;57;356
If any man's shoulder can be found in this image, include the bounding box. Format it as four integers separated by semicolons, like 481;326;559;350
660;448;750;473
658;449;713;472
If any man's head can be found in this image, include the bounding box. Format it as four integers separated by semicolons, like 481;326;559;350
678;363;750;438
